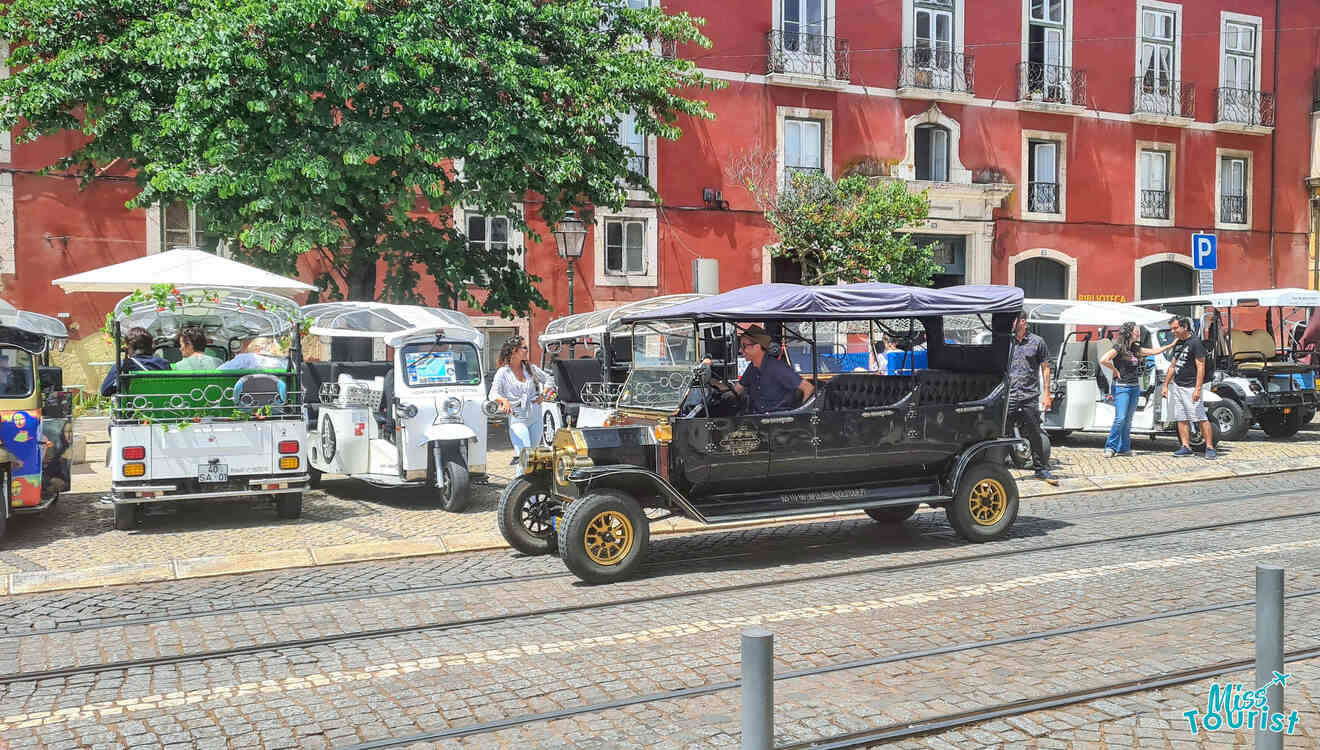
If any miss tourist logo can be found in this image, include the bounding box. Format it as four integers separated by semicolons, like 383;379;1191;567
1183;672;1300;736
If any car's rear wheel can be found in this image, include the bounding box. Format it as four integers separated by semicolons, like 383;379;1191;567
1302;406;1317;425
1010;429;1050;469
1186;417;1222;450
947;462;1019;543
276;493;303;519
498;475;560;556
865;504;918;523
1258;409;1304;438
558;490;649;584
1207;398;1249;442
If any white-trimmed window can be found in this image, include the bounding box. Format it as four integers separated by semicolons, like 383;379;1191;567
594;207;658;288
1216;152;1250;228
1020;130;1067;220
1135;3;1181;116
1218;13;1262;124
776;107;832;192
914;125;949;182
1028;0;1064;70
163;202;228;254
618;111;648;178
604;219;646;276
457;207;525;285
1135;142;1175;226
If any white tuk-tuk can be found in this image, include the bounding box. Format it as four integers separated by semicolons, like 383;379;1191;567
537;295;707;444
1026;299;1226;449
300;302;491;511
106;287;309;529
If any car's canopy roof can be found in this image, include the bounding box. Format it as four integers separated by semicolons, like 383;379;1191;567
53;248;316;294
1139;288;1320;309
302;302;481;345
620;283;1023;323
0;300;68;340
1024;299;1174;328
540;294;710;344
113;286;301;338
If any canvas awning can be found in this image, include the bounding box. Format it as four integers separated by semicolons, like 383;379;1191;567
52;249;315;294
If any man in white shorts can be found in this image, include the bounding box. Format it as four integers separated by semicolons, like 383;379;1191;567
1161;316;1216;459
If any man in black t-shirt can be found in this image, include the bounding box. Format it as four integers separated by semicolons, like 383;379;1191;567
1161;317;1216;459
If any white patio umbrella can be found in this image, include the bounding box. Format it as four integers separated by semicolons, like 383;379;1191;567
52;248;316;295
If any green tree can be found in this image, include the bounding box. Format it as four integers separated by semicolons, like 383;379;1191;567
0;0;717;315
756;170;942;287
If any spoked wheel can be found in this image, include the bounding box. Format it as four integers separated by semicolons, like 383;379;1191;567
946;462;1019;543
865;505;918;523
497;476;561;555
558;489;649;584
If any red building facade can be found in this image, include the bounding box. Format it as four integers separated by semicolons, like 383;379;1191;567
2;1;1319;373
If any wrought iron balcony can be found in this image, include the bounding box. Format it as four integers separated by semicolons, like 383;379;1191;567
1017;62;1087;106
626;152;647;176
1220;195;1246;225
1140;189;1170;220
1130;77;1196;119
1027;182;1059;214
1215;87;1276;127
898;47;974;95
767;31;851;81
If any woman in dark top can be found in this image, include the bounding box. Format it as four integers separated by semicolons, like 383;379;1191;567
1099;321;1175;457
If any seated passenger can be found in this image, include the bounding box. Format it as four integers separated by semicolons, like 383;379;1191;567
172;325;223;371
724;325;813;413
219;337;288;371
100;327;170;395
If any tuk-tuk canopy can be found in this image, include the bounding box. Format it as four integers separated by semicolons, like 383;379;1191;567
52;248;316;294
540;294;709;345
621;283;1023;323
302;302;481;346
113;286;302;338
1024;299;1175;328
1139;288;1320;309
0;300;68;340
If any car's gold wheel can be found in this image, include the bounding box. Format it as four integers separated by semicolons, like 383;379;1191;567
584;510;634;565
968;478;1007;526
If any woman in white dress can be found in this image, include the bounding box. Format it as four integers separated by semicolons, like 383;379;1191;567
488;337;552;461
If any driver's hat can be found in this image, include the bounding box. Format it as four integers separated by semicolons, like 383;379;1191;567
740;325;772;349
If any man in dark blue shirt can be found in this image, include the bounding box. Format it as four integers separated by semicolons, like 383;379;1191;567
728;326;813;413
100;327;169;396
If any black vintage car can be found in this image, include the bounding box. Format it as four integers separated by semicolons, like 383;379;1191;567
497;282;1027;584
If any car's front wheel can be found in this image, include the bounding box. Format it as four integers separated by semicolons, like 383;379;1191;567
498;476;560;556
947;462;1019;543
558;490;649;584
1010;428;1050;469
865;505;918;523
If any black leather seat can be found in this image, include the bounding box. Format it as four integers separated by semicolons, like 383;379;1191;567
820;374;916;410
915;370;1003;404
554;359;600;404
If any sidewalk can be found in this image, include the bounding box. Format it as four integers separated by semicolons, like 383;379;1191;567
1;423;1317;596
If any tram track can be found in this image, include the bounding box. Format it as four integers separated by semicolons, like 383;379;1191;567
5;481;1319;641
328;592;1320;749
2;505;1319;687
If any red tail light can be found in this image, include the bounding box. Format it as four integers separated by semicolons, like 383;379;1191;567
122;446;145;461
278;440;300;455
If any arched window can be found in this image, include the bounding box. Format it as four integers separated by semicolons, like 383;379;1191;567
914;124;949;181
1016;256;1069;356
1140;260;1195;318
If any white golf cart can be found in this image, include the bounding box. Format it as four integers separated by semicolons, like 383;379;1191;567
106;287;310;529
537;295;707;445
1025;299;1228;450
300;302;491;511
1140;288;1320;439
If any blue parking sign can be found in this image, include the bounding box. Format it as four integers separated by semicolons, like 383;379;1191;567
1192;233;1217;270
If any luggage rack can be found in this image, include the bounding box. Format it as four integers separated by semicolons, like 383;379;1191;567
319;382;384;408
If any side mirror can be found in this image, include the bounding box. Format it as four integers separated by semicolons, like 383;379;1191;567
393;398;418;418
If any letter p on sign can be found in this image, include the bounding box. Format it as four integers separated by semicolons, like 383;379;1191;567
1192;233;1217;271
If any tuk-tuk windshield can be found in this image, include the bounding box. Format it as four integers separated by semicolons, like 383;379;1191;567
615;322;701;411
0;347;34;398
399;342;482;387
630;322;701;367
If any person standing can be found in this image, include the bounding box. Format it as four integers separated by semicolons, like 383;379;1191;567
1099;322;1175;457
488;337;552;461
1161;317;1217;459
1008;314;1058;485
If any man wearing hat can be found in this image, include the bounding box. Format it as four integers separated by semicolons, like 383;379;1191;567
723;325;813;414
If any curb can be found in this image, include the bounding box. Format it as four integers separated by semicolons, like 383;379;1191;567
5;456;1320;597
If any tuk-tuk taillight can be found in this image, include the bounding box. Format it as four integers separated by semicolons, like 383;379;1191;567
278;440;300;455
123;463;146;477
122;446;145;461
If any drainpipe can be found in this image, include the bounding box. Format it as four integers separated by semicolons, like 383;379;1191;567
1266;0;1281;287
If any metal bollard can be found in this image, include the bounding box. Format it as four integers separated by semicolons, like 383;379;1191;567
742;627;774;750
1256;564;1284;750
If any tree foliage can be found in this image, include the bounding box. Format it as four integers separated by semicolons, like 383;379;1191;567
763;171;942;287
0;0;717;314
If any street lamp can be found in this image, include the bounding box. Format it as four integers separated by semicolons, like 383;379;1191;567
553;210;587;315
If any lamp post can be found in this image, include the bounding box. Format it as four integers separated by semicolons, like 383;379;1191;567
553;210;587;315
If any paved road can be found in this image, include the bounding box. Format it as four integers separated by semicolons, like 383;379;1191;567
2;472;1318;748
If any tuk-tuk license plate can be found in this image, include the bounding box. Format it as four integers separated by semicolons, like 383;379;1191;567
198;464;229;483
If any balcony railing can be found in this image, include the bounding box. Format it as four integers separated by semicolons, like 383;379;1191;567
767;31;851;81
1220;194;1247;225
1130;77;1196;119
1027;182;1059;214
1140;189;1170;220
1017;62;1087;106
1215;87;1276;127
898;47;974;95
626;152;647;176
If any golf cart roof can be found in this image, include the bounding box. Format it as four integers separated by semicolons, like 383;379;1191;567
621;283;1023;323
540;295;710;344
112;286;301;338
302;302;481;345
0;300;68;340
1139;288;1320;309
53;248;316;294
1024;299;1175;328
